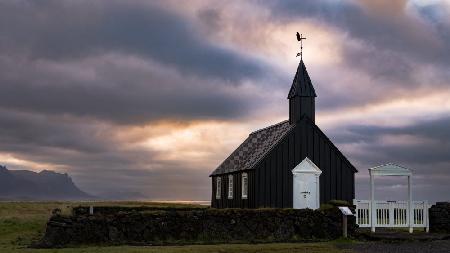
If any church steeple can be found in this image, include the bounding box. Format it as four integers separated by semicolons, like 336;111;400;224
288;59;317;124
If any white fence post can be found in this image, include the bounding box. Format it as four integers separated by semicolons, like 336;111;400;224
408;176;413;233
370;175;375;233
425;201;429;233
388;201;394;227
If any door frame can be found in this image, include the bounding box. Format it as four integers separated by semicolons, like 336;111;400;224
292;157;322;209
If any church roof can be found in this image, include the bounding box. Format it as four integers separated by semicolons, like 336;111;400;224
210;120;295;176
288;60;317;98
210;116;358;176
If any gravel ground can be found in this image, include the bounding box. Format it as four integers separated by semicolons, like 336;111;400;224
340;240;450;253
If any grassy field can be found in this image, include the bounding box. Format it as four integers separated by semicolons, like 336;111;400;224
0;202;353;253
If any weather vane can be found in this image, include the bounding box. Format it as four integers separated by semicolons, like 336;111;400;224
296;32;306;59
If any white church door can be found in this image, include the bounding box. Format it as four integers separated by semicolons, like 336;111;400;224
296;174;316;209
292;157;322;209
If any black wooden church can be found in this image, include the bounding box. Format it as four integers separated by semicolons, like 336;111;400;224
210;57;357;209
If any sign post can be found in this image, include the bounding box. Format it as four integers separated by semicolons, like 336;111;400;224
338;206;353;238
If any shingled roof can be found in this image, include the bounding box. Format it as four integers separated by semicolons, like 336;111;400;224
288;60;317;98
210;120;295;176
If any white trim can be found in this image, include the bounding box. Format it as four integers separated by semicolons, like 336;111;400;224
369;163;412;176
216;177;221;199
292;157;322;175
241;173;248;199
228;175;233;199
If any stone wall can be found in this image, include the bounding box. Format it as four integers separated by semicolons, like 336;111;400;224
72;205;206;216
429;202;450;233
37;207;356;248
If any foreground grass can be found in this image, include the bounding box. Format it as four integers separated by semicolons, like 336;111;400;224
4;243;352;253
0;202;351;253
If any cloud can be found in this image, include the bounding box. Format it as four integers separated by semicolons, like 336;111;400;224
255;0;450;109
343;117;450;164
0;104;256;200
0;0;287;126
0;0;278;199
181;0;450;112
0;109;112;154
0;53;258;124
0;108;213;199
0;0;268;81
329;116;450;202
265;0;448;64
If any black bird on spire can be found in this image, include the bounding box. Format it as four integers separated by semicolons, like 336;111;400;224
296;32;306;59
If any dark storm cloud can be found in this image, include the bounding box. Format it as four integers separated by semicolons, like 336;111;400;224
0;0;272;124
329;117;450;178
264;0;450;65
0;0;271;199
351;117;450;142
342;46;414;84
0;0;266;81
340;117;450;165
0;109;109;153
261;0;450;110
0;54;249;124
328;117;450;202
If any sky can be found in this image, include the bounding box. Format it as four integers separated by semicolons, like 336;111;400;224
0;0;449;202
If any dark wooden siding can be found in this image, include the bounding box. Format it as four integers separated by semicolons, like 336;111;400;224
212;118;356;208
290;97;315;123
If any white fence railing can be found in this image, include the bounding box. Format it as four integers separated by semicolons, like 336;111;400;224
353;200;429;232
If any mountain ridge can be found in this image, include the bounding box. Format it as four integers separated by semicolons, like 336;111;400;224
0;165;94;200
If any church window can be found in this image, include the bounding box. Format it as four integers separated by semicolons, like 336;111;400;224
242;173;248;199
216;177;221;199
228;175;233;199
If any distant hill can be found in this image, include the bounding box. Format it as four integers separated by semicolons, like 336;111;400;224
0;165;94;200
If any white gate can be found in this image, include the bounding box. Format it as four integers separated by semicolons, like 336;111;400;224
354;199;429;232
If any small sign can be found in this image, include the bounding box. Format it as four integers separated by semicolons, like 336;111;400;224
338;206;353;216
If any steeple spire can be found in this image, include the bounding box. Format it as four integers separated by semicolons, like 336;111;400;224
288;34;317;124
288;60;317;99
288;60;317;124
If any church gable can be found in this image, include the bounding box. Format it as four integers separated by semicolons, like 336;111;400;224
246;116;356;208
299;116;358;173
292;157;322;174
